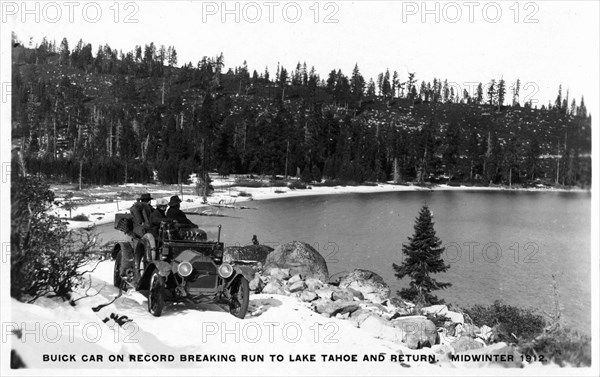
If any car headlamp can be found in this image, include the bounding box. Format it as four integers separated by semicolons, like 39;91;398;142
218;263;233;279
177;261;193;277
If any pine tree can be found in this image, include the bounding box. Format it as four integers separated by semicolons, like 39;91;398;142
350;64;365;99
487;79;496;106
366;78;376;97
476;82;483;104
497;78;506;110
392;205;451;305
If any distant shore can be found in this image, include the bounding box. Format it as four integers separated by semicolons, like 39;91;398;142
51;179;589;231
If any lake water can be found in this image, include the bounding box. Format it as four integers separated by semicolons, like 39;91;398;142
98;190;592;334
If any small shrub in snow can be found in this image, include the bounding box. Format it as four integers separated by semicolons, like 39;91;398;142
11;175;98;302
71;214;89;221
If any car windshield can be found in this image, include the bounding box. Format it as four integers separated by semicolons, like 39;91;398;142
190;224;222;242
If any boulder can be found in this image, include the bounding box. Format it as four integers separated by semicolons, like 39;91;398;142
313;300;359;317
249;274;265;292
264;241;329;282
332;288;355;302
348;309;376;327
261;281;284;295
437;328;458;346
478;325;494;342
287;274;303;284
338;269;390;304
346;287;364;300
315;287;334;300
287;280;306;293
445;310;465;324
305;277;324;291
299;291;318;302
224;244;274;263
455;323;479;338
391;316;437;349
269;268;291;282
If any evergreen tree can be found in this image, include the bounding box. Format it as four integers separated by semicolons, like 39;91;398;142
476;82;483;104
497;78;506;109
407;72;417;102
512;79;520;106
392;205;451;305
350;64;365;99
487;79;497;105
555;85;563;110
366;78;376;97
59;38;69;66
392;71;399;98
382;69;392;98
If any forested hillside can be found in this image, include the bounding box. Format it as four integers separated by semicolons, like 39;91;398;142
11;36;592;188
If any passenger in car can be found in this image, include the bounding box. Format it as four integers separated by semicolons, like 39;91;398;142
149;198;168;237
166;195;196;226
130;193;154;237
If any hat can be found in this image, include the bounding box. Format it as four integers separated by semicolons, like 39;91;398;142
168;195;182;206
155;198;168;207
139;193;153;201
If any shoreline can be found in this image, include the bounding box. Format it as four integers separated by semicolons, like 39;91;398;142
53;180;590;230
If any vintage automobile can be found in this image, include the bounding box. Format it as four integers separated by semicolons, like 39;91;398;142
111;214;249;318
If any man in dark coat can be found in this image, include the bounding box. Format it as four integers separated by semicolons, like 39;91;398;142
130;193;154;237
166;195;195;226
148;198;168;237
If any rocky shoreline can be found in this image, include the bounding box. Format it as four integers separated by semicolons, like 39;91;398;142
226;241;526;368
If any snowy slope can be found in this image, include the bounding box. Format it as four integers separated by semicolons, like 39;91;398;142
9;260;441;375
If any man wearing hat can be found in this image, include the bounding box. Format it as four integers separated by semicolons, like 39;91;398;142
148;198;169;237
130;193;154;237
166;195;195;226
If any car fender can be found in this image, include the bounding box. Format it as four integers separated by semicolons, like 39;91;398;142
137;261;171;290
234;265;255;282
225;265;249;289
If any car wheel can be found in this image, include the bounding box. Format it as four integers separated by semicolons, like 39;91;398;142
228;277;249;319
113;250;123;289
148;270;166;317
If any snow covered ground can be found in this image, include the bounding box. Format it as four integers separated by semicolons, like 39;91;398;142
8;259;561;374
9;260;440;374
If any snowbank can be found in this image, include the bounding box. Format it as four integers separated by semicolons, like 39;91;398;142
7;259;559;374
9;260;439;374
